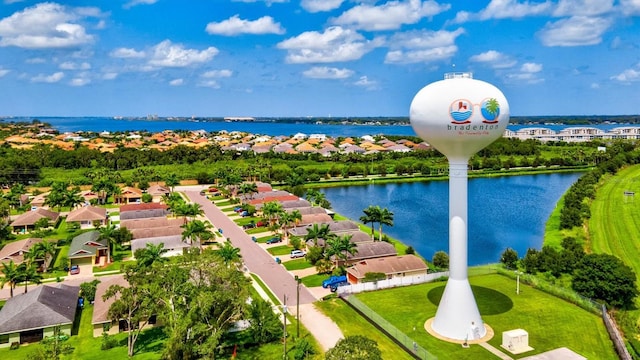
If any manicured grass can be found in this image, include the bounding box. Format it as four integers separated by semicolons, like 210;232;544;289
246;227;270;235
301;274;326;288
352;273;617;360
543;196;587;250
267;245;293;256
283;258;313;271
589;165;640;276
315;299;415;360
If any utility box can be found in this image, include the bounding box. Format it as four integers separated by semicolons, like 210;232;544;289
501;329;533;354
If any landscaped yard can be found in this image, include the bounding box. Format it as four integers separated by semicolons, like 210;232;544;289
267;245;294;256
345;273;617;360
283;258;313;271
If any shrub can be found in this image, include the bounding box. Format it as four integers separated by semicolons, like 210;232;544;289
432;251;449;269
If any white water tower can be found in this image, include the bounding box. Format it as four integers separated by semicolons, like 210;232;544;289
410;72;510;341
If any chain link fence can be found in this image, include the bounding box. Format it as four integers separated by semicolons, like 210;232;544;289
342;295;437;360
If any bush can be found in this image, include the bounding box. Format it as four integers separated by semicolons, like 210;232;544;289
101;332;117;350
405;246;415;255
432;251;449;269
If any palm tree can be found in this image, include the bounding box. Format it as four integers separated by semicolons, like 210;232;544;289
181;219;214;245
261;201;283;226
135;242;168;268
173;202;204;225
281;209;302;242
64;188;85;209
325;234;357;267
239;182;258;200
377;207;394;242
19;262;42;293
305;189;320;205
99;224;119;263
165;173;180;192
0;261;21;297
360;205;378;240
216;241;242;267
34;240;58;271
304;223;333;247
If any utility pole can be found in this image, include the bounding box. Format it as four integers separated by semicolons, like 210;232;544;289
295;275;301;338
283;294;288;359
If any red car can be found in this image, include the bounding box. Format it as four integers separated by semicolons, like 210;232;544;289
70;265;80;275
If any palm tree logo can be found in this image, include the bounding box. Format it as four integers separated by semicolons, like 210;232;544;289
481;98;500;123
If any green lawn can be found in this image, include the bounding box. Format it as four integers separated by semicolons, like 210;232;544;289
315;300;415;360
267;245;293;256
283;258;313;271
301;274;326;288
350;273;616;360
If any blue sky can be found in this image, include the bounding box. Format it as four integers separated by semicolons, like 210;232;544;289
0;0;639;117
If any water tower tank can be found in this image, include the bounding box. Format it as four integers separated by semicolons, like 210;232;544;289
410;72;510;161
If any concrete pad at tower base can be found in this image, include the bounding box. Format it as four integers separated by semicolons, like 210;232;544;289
520;347;586;360
424;318;494;344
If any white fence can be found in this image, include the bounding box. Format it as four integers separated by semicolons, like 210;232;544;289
336;271;449;296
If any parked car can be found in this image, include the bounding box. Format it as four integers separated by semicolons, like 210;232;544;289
322;275;348;289
290;250;306;259
69;265;80;275
266;236;282;244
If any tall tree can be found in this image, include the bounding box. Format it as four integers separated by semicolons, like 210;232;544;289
360;205;378;240
134;242;169;268
377;207;394;242
0;260;21;297
164;173;180;192
261;201;283;226
103;265;160;357
325;234;357;267
325;335;383;360
216;241;242;267
572;253;638;309
181;219;214;245
304;223;333;248
18;262;43;293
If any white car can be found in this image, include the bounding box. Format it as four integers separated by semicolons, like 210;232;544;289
290;250;306;259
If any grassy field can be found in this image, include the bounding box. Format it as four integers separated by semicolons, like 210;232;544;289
349;273;617;360
588;165;640;276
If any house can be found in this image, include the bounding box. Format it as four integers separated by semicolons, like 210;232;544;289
65;206;107;229
335;242;397;267
288;221;360;237
131;235;194;259
298;213;333;226
120;217;182;230
119;203;169;220
114;186;143;204
79;190;101;204
0;284;79;348
28;192;49;208
346;255;428;284
0;238;43;266
11;208;60;233
145;184;170;203
68;231;108;267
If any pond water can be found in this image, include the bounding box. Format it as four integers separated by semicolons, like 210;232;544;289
320;173;583;265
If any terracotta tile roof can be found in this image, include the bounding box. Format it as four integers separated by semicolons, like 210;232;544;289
130;226;183;239
120;217;182;230
66;206;106;223
298;213;333;225
119;203;168;213
248;195;299;205
0;238;43;265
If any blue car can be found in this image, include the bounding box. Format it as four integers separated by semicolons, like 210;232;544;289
266;236;282;244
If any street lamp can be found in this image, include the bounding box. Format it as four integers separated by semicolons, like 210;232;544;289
295;275;301;338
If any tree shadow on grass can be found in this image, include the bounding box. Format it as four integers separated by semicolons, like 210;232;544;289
427;285;513;315
118;326;165;354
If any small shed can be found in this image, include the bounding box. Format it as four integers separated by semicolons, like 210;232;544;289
501;329;533;354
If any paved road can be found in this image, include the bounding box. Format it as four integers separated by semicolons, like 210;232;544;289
185;190;317;305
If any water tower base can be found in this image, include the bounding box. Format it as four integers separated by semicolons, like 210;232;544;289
424;318;494;344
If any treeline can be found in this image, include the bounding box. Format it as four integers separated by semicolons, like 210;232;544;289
0;136;604;187
559;141;640;229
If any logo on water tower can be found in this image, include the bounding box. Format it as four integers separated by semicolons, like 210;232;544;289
449;97;501;124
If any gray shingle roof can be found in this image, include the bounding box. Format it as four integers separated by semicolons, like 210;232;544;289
68;231;108;259
0;284;79;334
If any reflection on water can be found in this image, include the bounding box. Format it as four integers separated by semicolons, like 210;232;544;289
321;173;582;266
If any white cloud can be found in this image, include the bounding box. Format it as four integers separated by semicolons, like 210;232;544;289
538;16;611;46
202;69;233;78
330;0;450;31
301;0;344;13
384;28;464;64
110;47;146;58
59;61;91;70
469;50;517;69
0;3;99;49
505;62;544;84
197;79;221;88
102;72;118;80
451;0;552;24
0;68;10;77
148;40;219;68
169;78;184;86
4;0;25;4
354;75;378;90
31;71;64;83
590;82;600;89
205;15;285;36
303;66;354;79
277;26;380;63
26;57;46;64
70;76;90;86
611;64;640;82
620;0;640;15
123;0;158;9
231;0;288;6
553;0;614;17
520;62;542;73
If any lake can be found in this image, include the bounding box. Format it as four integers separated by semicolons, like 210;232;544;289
320;173;583;266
